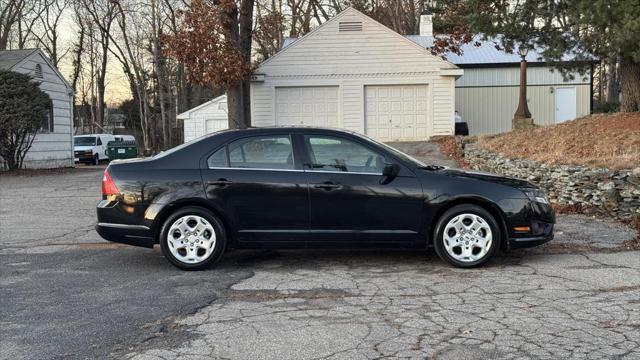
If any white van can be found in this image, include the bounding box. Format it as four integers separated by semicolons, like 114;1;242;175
74;134;116;164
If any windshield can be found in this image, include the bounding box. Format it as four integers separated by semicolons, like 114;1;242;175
74;136;96;146
355;135;427;167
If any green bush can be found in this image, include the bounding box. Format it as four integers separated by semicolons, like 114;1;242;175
0;70;51;169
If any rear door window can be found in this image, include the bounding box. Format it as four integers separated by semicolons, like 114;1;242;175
207;135;295;170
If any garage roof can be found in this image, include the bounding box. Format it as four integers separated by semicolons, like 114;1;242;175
282;34;596;66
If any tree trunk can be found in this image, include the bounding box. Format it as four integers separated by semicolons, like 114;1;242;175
238;0;254;127
226;84;245;129
620;57;640;112
221;0;252;129
606;61;618;102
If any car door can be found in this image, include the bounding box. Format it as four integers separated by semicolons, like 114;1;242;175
200;133;310;244
300;133;424;244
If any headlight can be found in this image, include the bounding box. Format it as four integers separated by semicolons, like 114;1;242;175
524;189;549;204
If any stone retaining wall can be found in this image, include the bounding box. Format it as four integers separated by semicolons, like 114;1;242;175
463;144;640;220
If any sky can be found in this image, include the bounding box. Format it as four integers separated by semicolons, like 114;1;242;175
55;12;132;106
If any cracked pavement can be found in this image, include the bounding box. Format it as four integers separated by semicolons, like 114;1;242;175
1;147;639;360
123;250;640;360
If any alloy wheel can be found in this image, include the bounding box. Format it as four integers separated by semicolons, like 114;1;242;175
442;213;493;263
167;215;216;264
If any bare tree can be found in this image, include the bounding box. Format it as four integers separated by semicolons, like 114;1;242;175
34;0;69;67
78;0;117;130
0;0;46;49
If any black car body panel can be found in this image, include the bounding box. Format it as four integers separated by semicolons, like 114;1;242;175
96;127;554;250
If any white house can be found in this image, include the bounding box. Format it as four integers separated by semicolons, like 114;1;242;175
178;94;229;142
250;7;461;142
184;8;461;143
182;7;593;141
0;49;74;168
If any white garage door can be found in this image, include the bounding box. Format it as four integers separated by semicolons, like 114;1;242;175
276;87;339;127
365;85;429;141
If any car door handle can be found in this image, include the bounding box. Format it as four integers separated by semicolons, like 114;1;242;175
313;182;341;190
207;179;232;186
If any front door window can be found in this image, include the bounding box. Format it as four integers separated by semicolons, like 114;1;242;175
305;135;385;174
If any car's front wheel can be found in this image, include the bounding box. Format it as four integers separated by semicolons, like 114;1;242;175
160;207;226;270
93;154;99;165
433;204;500;268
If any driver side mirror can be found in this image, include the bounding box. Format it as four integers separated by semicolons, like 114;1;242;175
382;163;400;178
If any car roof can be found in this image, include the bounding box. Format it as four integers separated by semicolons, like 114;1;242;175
225;126;364;136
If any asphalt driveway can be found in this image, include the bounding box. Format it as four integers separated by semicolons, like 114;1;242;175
1;144;638;359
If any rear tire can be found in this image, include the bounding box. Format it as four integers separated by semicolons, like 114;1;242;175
159;207;226;271
433;204;500;268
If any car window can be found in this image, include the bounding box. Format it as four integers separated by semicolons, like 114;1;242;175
207;147;227;168
97;138;102;146
305;135;386;174
227;135;294;169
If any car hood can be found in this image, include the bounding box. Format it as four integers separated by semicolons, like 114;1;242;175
74;146;94;151
438;168;536;190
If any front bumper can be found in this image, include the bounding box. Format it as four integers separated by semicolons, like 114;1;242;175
509;232;554;249
95;222;155;248
504;199;555;250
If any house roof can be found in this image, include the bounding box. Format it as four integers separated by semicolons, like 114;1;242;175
0;49;39;70
283;34;596;66
262;7;459;72
0;48;73;92
177;94;227;119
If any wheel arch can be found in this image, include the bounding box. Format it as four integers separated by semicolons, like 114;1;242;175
427;196;509;250
150;199;234;246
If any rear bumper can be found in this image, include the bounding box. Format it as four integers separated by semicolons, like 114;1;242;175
95;222;155;248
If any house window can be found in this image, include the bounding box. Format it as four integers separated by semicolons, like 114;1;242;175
35;64;43;78
40;100;54;133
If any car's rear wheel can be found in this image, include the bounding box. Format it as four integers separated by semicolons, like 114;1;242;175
433;204;500;268
160;207;226;270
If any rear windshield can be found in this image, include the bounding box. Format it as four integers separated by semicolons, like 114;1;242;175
74;137;96;146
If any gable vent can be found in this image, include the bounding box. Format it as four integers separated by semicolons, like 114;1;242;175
35;64;43;78
339;21;363;32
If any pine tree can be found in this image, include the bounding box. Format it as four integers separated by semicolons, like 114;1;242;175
0;70;51;169
467;0;640;112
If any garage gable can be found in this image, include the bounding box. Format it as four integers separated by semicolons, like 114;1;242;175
257;7;457;77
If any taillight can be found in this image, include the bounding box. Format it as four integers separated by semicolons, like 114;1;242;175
102;169;119;195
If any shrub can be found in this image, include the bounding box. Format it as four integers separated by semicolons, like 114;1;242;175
594;100;620;113
0;70;51;170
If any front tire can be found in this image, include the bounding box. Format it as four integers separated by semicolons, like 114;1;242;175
93;154;99;165
160;206;226;270
433;204;500;268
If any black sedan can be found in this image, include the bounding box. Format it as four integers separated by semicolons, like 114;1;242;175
96;127;554;270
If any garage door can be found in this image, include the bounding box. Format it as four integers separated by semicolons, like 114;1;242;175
365;85;429;141
276;87;339;127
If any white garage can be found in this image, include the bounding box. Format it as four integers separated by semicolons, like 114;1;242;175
249;7;461;142
364;85;429;141
275;86;339;127
178;95;228;143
